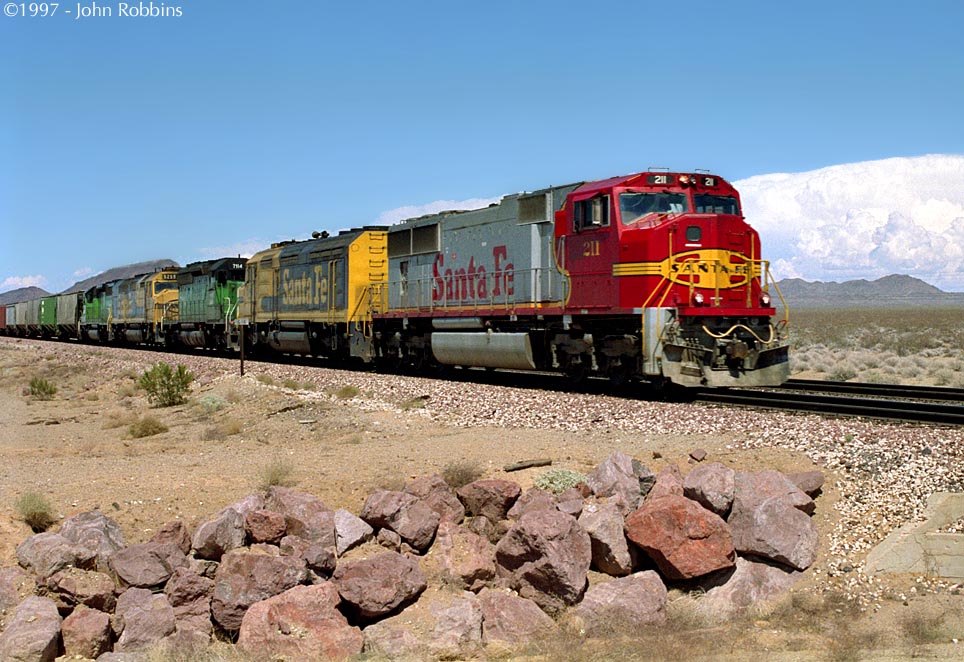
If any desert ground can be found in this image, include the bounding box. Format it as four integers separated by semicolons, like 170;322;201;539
1;309;963;660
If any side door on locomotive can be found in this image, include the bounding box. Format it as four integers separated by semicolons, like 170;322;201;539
557;182;620;311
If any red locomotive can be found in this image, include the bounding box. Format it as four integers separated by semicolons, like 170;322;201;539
376;170;789;387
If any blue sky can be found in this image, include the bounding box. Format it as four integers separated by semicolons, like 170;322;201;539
2;0;963;293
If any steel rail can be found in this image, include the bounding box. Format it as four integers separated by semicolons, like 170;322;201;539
779;378;964;402
695;388;964;426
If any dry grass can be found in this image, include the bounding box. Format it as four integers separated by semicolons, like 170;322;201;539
28;376;57;400
258;457;296;489
330;385;360;400
129;415;169;439
14;492;56;532
102;408;140;430
255;374;275;386
441;460;484;488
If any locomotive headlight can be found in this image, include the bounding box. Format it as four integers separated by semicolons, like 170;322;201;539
760;292;771;306
693;292;705;305
679;175;691;186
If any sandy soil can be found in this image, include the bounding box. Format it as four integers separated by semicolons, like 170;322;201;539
0;336;962;659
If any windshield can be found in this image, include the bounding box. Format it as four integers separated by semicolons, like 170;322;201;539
619;192;689;225
154;282;178;293
694;194;740;215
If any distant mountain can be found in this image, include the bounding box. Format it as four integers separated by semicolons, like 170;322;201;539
0;286;51;306
774;274;964;308
61;259;179;294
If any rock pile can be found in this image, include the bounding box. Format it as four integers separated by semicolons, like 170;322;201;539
0;452;823;661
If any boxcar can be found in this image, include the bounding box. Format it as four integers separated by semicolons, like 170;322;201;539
56;292;83;338
16;299;41;336
39;296;58;337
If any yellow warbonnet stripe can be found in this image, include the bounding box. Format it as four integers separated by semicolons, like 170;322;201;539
613;250;761;290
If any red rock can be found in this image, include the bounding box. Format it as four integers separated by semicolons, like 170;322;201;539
577;501;634;576
59;510;126;572
362;593;483;660
165;567;214;639
150;520;192;555
689;448;708;462
62;604;111;659
110;541;188;588
431;521;497;591
0;566;36;615
244;509;287;544
477;587;557;650
279;535;336;576
113;587;176;652
0;596;62;662
625;494;736;580
332;552;426;620
428;593;484;659
570;570;667;634
211;548;308;631
457;479;522;522
683;462;736;516
46;567;117;612
495;509;591;612
239;584;363;661
360;490;440;552
16;532;96;579
404;475;466;524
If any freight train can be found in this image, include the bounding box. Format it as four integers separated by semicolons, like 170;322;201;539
1;170;790;388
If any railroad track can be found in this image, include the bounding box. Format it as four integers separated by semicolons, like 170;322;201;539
695;383;964;426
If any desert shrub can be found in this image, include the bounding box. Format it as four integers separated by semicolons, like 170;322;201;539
259;457;296;489
828;365;856;382
129;415;168;438
899;611;944;647
534;468;587;494
28;377;57;400
197;394;226;414
256;374;275;386
221;418;242;436
399;395;429;410
139;363;194;407
442;460;484;488
14;492;56;532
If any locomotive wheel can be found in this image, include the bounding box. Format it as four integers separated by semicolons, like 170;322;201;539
563;353;591;385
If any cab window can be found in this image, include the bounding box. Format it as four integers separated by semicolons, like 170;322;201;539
573;195;610;231
619;192;689;225
694;194;740;215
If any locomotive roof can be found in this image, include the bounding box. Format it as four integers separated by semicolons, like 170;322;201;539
181;257;248;276
573;171;726;196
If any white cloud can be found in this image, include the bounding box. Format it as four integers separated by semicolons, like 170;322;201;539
197;239;271;260
72;267;95;279
0;275;48;293
736;154;964;291
377;196;503;225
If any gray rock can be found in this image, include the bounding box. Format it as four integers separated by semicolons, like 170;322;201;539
570;570;667;634
191;507;246;561
333;509;373;555
495;509;591;612
0;566;36;615
787;470;825;498
149;520;192;555
332;551;426;620
683;462;736;516
477;587;557;651
430;520;497;591
733;470;815;515
264;486;335;546
113;588;176;652
110;542;188;588
16;531;96;579
577;501;634;576
727;496;819;571
279;535;336;576
585;451;655;512
45;567;117;612
59;510;126;572
456;479;522;522
0;596;62;662
361;490;440;552
404;475;466;524
507;487;556;520
699;555;803;616
211;547;308;631
646;463;685;501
